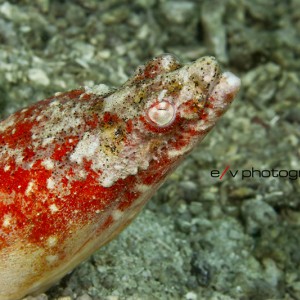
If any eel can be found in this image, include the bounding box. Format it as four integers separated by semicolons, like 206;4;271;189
0;54;240;300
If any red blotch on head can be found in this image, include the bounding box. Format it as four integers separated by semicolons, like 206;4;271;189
63;89;84;100
51;136;79;162
103;112;120;124
126;119;133;133
85;113;99;129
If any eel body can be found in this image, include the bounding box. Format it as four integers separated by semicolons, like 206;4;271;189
0;54;240;300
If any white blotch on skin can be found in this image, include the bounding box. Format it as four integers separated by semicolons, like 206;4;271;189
84;84;111;97
113;164;124;171
112;209;123;221
157;89;168;102
70;133;100;164
47;236;58;248
46;255;58;264
161;54;178;70
42;137;55;147
21;108;28;114
41;158;54;170
47;178;55;190
25;181;34;196
78;170;87;179
49;204;59;213
101;176;114;188
2;215;12;228
49;100;60;106
4;165;10;172
0;115;16;132
167;143;193;158
31;102;85;148
136;184;150;193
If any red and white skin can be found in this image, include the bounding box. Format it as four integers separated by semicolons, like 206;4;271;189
0;54;240;300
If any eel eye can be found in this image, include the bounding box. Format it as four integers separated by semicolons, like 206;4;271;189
147;100;176;127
